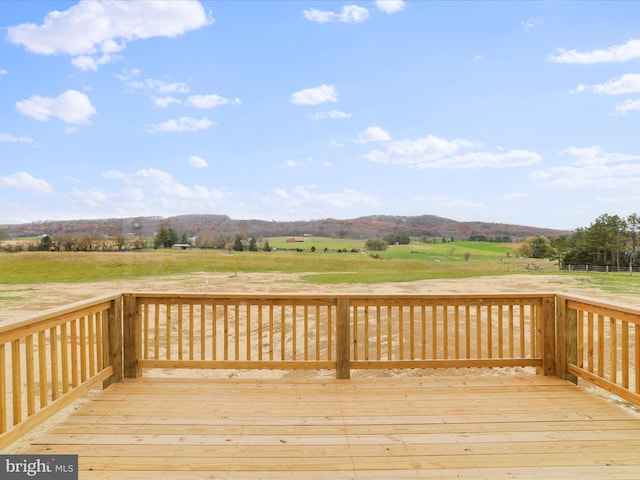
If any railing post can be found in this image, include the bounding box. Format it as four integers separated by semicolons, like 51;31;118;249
336;298;351;379
104;296;122;387
123;294;141;378
556;295;578;384
538;296;556;376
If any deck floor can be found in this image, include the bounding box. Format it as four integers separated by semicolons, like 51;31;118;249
18;374;640;479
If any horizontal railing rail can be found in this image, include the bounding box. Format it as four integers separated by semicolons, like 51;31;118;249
557;294;640;406
0;293;121;450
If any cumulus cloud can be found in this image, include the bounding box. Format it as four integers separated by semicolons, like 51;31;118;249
310;110;352;120
188;155;208;168
615;99;640;115
361;133;540;169
185;94;241;108
531;146;640;188
0;172;53;194
267;186;378;209
7;0;212;70
0;132;34;143
303;4;369;23
291;84;338;105
16;90;96;125
154;96;182;108
573;74;640;95
0;69;7;75
375;1;405;14
356;126;392;143
549;38;640;64
103;168;227;199
146;116;213;133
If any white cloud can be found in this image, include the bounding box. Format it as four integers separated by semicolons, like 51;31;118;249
0;172;53;194
310;110;352;120
7;0;212;70
16;90;96;125
291;84;338;105
185;94;241;108
356;126;392;143
531;146;640;188
0;69;7;75
188;155;208;168
361;133;540;169
146;116;213;133
0;132;34;143
521;17;543;30
549;38;640;64
303;5;369;23
573;74;640;95
103;168;226;200
154;96;182;108
375;1;405;14
474;54;483;61
268;186;378;209
126;77;190;94
615;99;640;115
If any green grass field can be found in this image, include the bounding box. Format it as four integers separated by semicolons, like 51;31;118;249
0;240;546;285
2;240;640;293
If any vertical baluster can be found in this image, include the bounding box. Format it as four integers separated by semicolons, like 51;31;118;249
454;305;460;360
498;305;504;359
587;312;594;372
166;305;172;361
258;305;264;361
12;340;22;425
247;304;252;361
291;305;297;361
622;320;629;389
202;305;207;361
465;305;471;359
0;344;5;433
577;310;584;369
211;304;217;361
610;317;617;384
476;305;482;358
38;331;47;408
50;327;59;399
88;313;96;377
60;323;69;395
519;305;525;357
70;320;78;388
269;305;274;361
224;305;229;361
508;305;515;358
597;315;605;377
79;316;87;382
280;305;286;361
442;305;448;360
432;306;438;359
376;306;381;361
154;305;160;360
387;306;393;361
178;304;184;360
26;335;35;416
487;306;493;359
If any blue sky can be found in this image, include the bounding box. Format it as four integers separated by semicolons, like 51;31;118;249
1;1;639;230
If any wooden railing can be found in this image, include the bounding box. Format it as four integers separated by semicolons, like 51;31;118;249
123;293;556;379
0;294;121;449
557;294;640;405
2;290;638;449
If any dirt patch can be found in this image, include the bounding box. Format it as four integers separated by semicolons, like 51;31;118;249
2;272;640;325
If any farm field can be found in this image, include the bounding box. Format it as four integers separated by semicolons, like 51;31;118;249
2;240;640;323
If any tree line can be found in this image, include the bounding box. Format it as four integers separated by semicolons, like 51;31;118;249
519;213;640;269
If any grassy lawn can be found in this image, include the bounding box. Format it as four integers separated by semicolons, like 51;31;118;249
0;240;546;285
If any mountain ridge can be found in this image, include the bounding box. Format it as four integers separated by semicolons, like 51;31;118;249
2;214;571;241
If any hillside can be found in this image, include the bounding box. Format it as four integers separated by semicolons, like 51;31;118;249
1;214;571;241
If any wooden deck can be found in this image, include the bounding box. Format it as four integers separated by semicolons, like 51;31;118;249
17;374;640;479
